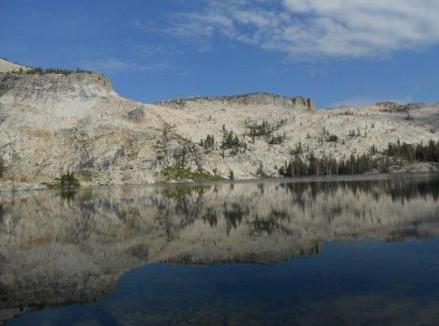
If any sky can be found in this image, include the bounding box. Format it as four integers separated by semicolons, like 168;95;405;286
1;0;439;108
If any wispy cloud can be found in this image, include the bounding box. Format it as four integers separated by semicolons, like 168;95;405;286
165;0;439;59
80;57;171;74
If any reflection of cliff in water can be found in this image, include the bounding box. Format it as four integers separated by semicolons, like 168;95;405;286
1;176;439;320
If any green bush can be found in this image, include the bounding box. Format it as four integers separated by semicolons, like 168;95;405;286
348;129;361;138
161;163;222;182
328;135;338;142
57;172;80;189
221;125;247;155
246;119;287;144
290;142;304;155
199;134;215;153
246;120;274;138
256;164;269;178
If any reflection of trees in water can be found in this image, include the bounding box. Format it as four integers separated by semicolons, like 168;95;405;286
59;189;77;201
141;177;439;237
280;183;309;211
324;204;344;223
250;218;292;237
385;225;423;242
1;176;439;318
279;177;439;202
172;187;206;218
249;208;293;237
159;185;208;216
127;242;149;260
20;176;439;247
257;183;265;195
202;207;218;227
223;202;250;234
149;185;211;241
66;201;97;244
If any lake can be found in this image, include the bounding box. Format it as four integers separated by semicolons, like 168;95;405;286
1;175;439;325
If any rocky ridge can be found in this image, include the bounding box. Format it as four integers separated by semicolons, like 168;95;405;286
155;92;315;111
0;58;439;187
0;58;29;73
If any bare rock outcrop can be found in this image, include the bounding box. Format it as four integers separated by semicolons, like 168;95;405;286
0;58;439;186
0;58;29;73
155;92;316;111
375;101;426;113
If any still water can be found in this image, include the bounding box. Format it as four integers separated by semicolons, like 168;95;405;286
1;175;439;325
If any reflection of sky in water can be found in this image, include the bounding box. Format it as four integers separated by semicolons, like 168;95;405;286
2;176;439;325
9;240;439;326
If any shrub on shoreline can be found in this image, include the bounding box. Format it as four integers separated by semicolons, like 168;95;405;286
161;163;222;182
56;172;80;189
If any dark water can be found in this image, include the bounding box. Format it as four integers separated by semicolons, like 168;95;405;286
1;175;439;325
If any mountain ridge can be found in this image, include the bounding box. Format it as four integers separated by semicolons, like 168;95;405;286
0;58;30;73
0;58;439;187
155;91;316;111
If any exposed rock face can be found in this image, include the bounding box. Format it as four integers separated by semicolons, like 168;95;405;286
0;58;29;73
0;58;439;186
0;176;438;321
0;63;167;185
127;107;145;121
155;92;315;111
0;72;113;99
374;101;426;113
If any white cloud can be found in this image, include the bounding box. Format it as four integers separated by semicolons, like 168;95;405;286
167;0;439;59
81;57;171;74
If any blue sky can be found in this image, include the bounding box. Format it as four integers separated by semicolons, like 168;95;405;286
1;0;439;108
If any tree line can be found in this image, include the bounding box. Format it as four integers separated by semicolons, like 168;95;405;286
279;152;389;177
14;67;93;75
279;139;439;178
385;139;439;163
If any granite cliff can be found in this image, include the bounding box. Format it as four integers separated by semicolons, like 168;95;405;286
0;59;438;187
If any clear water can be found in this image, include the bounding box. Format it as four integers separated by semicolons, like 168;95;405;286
1;175;439;325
